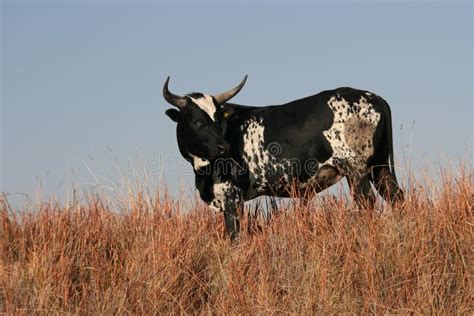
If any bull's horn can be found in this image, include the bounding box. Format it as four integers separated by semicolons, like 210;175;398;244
214;75;248;105
163;76;187;108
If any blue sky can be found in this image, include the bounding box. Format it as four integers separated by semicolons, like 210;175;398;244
1;1;472;207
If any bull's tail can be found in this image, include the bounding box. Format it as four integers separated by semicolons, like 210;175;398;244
385;100;398;182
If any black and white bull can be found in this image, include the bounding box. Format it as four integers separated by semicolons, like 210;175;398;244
163;76;404;240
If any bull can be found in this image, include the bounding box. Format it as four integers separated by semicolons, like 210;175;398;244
163;76;403;240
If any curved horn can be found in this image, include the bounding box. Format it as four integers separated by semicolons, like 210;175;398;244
213;75;248;105
163;76;187;108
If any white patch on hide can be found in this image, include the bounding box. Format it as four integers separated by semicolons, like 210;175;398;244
189;153;210;171
242;118;270;191
241;118;291;192
209;181;232;212
188;94;216;121
322;95;380;178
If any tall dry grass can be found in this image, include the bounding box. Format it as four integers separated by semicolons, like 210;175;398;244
1;167;472;314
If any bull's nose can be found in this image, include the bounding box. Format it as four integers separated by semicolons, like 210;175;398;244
217;145;227;155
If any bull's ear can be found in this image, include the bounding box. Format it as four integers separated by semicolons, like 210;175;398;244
165;109;180;122
219;105;236;121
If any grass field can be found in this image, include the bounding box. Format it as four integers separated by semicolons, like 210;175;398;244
1;166;472;314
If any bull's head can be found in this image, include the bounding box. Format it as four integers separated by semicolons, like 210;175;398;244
163;76;247;170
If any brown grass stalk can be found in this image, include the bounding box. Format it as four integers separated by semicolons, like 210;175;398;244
0;166;472;314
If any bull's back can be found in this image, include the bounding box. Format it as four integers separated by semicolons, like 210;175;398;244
231;87;391;195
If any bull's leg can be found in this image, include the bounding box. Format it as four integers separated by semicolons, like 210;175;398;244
247;199;260;235
263;196;278;223
371;166;404;205
346;175;376;209
358;175;376;209
299;195;310;208
314;165;342;190
269;197;279;214
223;200;240;242
209;181;242;241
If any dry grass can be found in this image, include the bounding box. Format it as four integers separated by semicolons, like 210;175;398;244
1;167;472;314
